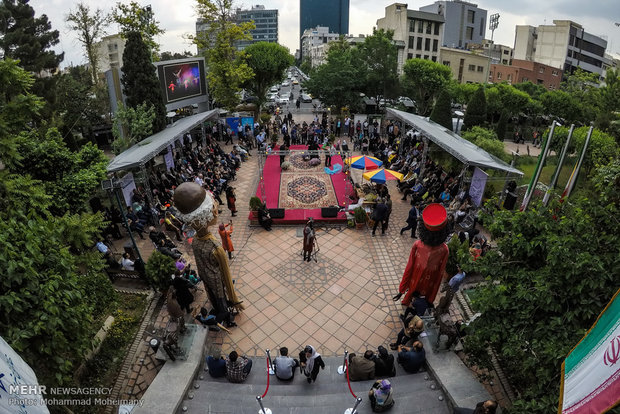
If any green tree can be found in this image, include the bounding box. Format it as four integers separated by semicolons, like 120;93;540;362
401;58;452;116
485;83;531;121
111;101;156;154
243;42;293;110
121;31;166;133
353;28;399;101
513;81;547;100
299;56;312;75
65;2;110;84
495;109;508;140
0;0;64;73
462;126;508;162
539;90;583;123
0;59;115;387
430;89;453;130
463;86;486;130
464;162;620;414
112;1;165;58
193;0;255;110
159;50;194;61
303;38;361;114
448;81;478;106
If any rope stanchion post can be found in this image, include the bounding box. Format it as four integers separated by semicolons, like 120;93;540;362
256;395;272;414
266;349;275;375
344;397;363;414
337;350;348;375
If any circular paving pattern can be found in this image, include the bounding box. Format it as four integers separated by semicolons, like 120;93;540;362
287;176;328;204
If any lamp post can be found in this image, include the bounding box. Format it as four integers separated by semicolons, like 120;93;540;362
486;13;500;84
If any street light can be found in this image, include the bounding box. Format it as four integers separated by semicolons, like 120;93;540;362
486;13;500;84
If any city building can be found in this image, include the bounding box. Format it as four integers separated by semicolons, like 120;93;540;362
300;0;349;47
376;3;444;73
513;20;610;78
301;26;341;67
235;5;278;50
419;0;487;49
440;47;489;83
195;5;278;53
489;59;563;90
469;39;513;65
96;34;126;74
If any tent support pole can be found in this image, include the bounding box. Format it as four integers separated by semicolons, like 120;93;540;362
141;164;154;207
419;137;429;177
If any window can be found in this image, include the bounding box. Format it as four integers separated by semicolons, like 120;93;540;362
407;53;413;59
468;64;476;71
552;70;559;76
434;23;440;35
497;72;502;79
539;67;545;74
409;19;416;32
416;54;421;58
425;38;430;51
477;66;484;72
408;36;415;49
424;55;429;60
433;39;438;52
443;60;451;67
537;79;544;85
507;74;512;81
431;56;437;62
466;27;474;40
479;18;484;36
467;10;475;24
522;77;528;82
426;22;432;34
417;37;423;50
418;21;424;33
503;50;509;55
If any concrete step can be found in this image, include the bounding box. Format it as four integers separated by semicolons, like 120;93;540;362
178;357;450;414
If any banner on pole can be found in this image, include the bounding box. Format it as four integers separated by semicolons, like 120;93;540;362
120;173;136;207
469;167;488;207
164;146;175;171
559;289;620;414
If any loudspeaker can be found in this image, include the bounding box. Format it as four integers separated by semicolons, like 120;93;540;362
321;206;340;218
269;208;285;219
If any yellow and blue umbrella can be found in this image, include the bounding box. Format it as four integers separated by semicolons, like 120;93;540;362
362;168;404;184
345;155;383;170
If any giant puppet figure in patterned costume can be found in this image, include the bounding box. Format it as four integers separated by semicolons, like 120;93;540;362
173;183;244;318
393;204;450;306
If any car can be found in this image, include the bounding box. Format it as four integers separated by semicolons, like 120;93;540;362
277;96;289;104
301;93;312;103
267;94;277;102
270;86;278;93
292;79;299;85
282;81;290;87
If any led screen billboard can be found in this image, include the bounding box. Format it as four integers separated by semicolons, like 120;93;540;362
155;57;208;110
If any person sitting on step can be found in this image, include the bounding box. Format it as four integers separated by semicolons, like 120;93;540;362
348;350;376;381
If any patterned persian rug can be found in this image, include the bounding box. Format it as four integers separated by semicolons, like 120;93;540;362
279;172;338;209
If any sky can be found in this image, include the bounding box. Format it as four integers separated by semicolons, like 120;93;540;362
31;0;620;68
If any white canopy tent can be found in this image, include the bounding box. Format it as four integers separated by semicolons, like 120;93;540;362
386;108;523;176
107;109;220;173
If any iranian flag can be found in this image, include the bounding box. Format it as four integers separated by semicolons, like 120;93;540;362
559;289;620;413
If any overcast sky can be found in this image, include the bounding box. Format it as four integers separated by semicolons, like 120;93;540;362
31;0;620;68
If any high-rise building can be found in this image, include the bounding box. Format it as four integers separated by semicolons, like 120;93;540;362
376;3;444;73
299;0;349;56
514;20;610;78
195;5;278;53
419;0;487;49
96;34;126;73
235;5;278;50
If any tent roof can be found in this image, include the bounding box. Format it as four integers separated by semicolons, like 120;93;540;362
386;108;523;176
107;109;220;173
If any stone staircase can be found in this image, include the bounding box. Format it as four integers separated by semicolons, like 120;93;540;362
178;356;450;414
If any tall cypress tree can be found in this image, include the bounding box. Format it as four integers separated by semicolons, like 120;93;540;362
463;86;487;131
430;89;453;130
0;0;64;73
121;31;166;134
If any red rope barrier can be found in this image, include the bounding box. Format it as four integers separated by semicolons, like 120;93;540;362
345;358;357;399
261;356;270;398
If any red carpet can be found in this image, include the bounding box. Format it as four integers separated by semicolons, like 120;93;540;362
251;145;348;225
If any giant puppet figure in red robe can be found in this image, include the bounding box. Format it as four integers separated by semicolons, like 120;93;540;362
393;204;450;306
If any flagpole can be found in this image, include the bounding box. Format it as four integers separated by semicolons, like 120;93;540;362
521;120;557;211
562;125;593;200
543;124;574;206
